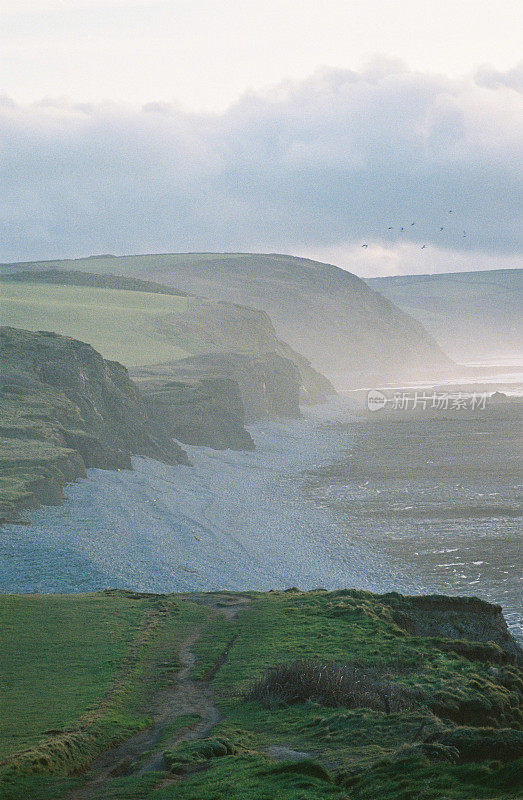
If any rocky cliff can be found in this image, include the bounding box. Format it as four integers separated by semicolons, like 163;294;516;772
0;327;256;523
143;377;254;450
134;351;303;423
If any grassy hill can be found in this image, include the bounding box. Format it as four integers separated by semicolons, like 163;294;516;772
0;590;521;800
368;269;522;362
0;270;334;401
0;254;452;386
0;279;193;367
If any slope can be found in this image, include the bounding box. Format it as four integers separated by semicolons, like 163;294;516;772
0;254;452;386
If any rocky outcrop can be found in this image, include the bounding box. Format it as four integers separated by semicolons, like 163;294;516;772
0;327;190;522
133;351;303;423
381;593;522;664
144;378;255;450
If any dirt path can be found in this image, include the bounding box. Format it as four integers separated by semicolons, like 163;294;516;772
67;594;248;800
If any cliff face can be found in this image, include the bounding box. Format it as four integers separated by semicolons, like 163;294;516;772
1;327;189;465
134;351;302;423
382;593;522;664
0;327;267;523
144;378;255;450
0;327;193;522
157;296;335;405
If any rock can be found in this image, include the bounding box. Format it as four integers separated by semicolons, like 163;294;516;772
134;351;303;423
0;326;189;523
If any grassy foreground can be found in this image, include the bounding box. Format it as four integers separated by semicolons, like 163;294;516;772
0;590;521;799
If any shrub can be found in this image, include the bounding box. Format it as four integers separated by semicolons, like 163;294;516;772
248;659;424;712
429;726;523;762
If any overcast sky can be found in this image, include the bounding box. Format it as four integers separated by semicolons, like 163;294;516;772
1;0;522;275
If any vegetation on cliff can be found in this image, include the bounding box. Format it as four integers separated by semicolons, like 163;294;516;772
0;589;520;799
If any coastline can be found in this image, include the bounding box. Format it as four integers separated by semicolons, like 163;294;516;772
0;395;520;639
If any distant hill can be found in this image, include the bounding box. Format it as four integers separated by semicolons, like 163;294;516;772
0;269;334;404
0;254;451;386
368;269;522;363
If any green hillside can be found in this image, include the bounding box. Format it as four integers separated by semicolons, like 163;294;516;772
0;253;452;386
0;280;192;366
0;271;334;402
0;590;521;800
368;269;522;362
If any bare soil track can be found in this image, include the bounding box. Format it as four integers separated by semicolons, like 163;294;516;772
66;593;249;800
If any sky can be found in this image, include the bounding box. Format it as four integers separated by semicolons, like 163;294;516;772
0;0;522;276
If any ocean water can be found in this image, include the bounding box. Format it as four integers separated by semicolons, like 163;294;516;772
0;396;521;639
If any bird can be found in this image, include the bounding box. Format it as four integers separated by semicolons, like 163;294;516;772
440;226;444;231
410;222;416;226
400;227;405;231
421;244;427;249
362;244;368;248
448;210;453;213
387;226;393;230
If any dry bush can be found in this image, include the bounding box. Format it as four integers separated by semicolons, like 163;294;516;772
249;659;423;712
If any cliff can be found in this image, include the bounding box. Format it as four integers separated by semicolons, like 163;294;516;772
134;351;303;424
0;327;191;522
0;270;335;404
0;254;453;387
0;328;257;523
143;377;255;450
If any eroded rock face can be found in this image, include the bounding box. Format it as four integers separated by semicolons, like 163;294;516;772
0;327;189;522
1;327;188;467
144;378;255;451
134;351;303;423
381;592;522;663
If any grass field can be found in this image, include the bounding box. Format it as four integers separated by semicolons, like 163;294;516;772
0;593;149;760
0;282;192;366
1;590;521;800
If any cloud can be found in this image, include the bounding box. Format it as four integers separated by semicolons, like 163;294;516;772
0;61;522;273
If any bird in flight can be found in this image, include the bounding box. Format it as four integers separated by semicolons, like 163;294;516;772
387;226;393;230
362;243;368;248
400;226;405;231
440;226;444;231
410;222;416;226
421;244;427;249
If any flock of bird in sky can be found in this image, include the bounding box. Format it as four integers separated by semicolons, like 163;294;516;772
361;210;468;249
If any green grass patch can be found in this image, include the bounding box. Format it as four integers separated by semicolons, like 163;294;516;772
0;593;148;760
1;590;521;799
0;282;192;366
0;593;209;799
